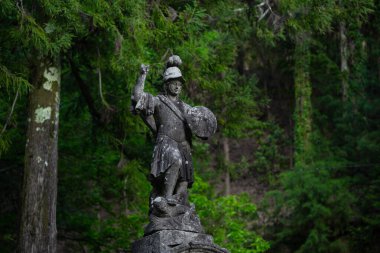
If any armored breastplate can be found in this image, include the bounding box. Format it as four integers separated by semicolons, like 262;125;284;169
155;99;188;142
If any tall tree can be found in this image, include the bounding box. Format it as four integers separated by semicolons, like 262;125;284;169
0;1;66;251
0;0;132;251
339;20;349;101
223;137;231;195
20;57;61;253
293;33;312;168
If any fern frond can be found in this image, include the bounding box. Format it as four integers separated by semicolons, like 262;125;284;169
17;14;50;53
0;65;31;93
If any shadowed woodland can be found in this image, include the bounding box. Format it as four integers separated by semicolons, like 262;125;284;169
1;0;380;252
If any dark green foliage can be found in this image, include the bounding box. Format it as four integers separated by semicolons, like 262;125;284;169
1;0;380;252
260;1;380;252
191;176;270;253
265;164;354;252
253;123;287;176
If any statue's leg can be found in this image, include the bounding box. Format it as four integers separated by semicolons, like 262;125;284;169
163;155;181;200
175;181;187;194
175;181;189;205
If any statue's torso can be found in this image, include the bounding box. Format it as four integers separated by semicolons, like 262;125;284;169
154;98;190;143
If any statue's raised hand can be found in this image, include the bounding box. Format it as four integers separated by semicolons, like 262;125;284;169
140;64;149;75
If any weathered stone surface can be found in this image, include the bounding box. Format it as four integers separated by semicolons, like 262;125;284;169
144;198;203;235
174;243;229;253
186;106;217;139
132;230;228;253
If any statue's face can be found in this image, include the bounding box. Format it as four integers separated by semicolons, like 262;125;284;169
167;80;182;96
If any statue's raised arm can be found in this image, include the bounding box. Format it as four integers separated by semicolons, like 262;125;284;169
132;64;149;104
131;64;158;133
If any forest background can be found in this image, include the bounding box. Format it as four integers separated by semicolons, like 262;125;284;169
1;0;379;252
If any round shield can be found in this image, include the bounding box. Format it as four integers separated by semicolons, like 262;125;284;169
186;106;217;139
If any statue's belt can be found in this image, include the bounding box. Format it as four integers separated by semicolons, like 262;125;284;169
157;133;188;144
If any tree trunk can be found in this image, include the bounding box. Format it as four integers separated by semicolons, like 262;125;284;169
223;137;231;195
340;21;349;101
19;57;61;253
294;34;312;168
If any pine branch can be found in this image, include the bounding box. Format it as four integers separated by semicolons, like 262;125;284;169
97;47;111;110
0;65;31;92
97;67;111;110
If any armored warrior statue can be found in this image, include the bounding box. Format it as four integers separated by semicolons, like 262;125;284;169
131;56;228;253
131;55;217;234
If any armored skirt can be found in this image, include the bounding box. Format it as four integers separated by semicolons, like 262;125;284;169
150;134;194;188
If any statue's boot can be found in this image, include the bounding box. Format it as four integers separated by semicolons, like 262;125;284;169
149;189;159;215
174;181;189;206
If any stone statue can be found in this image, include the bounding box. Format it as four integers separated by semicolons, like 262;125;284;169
131;55;227;253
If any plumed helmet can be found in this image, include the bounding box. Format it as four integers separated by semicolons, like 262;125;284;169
163;55;185;82
163;67;184;82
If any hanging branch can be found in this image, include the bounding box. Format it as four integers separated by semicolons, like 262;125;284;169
256;0;286;32
0;87;20;137
97;67;111;109
16;0;25;19
256;0;274;21
257;0;272;21
68;56;102;122
97;47;111;110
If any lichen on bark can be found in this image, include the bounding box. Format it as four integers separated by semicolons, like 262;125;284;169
42;67;60;91
34;106;52;123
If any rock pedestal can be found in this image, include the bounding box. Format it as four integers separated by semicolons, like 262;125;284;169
132;230;228;253
144;198;204;235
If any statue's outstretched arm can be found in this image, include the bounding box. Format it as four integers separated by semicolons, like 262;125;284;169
132;64;149;103
131;64;157;132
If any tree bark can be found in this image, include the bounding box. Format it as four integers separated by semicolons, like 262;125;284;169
19;56;60;253
223;137;231;195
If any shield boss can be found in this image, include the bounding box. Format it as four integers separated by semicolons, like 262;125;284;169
186;106;217;139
